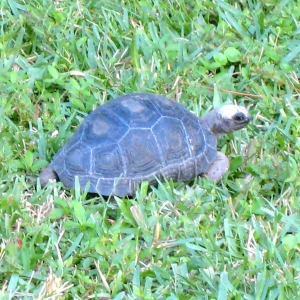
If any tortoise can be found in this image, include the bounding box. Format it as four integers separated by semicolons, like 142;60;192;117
40;93;251;196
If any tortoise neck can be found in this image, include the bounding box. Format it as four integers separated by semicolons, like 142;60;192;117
200;110;224;138
200;110;217;130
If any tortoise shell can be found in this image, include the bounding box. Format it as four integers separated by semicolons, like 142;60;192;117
50;93;217;196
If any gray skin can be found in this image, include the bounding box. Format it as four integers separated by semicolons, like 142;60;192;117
39;93;251;196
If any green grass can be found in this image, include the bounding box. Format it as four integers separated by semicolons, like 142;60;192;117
1;0;300;299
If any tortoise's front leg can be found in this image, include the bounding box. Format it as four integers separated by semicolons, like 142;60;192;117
203;151;229;182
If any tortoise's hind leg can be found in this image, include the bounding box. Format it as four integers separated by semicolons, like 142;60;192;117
204;151;229;182
39;164;59;187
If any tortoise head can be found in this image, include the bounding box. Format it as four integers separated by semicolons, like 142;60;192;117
208;105;252;136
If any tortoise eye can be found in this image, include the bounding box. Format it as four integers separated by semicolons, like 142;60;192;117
233;113;245;121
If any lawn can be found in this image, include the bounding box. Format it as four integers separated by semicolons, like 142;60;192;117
1;0;300;299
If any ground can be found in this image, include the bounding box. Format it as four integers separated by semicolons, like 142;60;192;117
1;0;300;299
